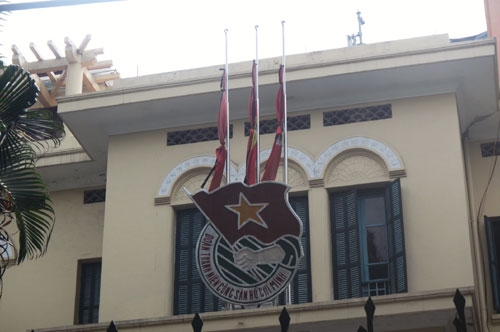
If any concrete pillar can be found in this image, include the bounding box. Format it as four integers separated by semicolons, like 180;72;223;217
308;186;333;302
65;63;83;95
484;0;500;72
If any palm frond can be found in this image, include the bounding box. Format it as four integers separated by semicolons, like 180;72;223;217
1;144;54;263
0;64;64;264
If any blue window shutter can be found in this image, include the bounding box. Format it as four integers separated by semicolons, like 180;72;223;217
331;190;362;299
485;216;500;313
278;196;312;304
78;261;101;324
174;208;224;315
386;178;408;294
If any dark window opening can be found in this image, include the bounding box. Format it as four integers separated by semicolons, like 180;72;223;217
330;178;407;300
84;189;106;204
323;104;392;126
485;216;500;313
77;260;101;324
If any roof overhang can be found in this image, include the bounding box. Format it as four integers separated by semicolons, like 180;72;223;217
45;34;499;191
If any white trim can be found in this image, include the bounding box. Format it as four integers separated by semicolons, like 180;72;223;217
315;137;403;178
157;155;238;196
158;137;404;197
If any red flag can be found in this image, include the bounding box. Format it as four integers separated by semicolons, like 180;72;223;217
191;182;301;245
262;65;284;181
244;61;258;185
209;71;228;191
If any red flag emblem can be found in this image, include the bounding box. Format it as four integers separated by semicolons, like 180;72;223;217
191;181;301;245
188;181;304;305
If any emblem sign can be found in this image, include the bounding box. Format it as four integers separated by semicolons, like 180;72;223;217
188;182;303;305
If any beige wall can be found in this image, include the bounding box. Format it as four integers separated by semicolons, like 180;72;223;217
0;189;104;332
0;93;475;331
98;93;474;322
466;139;500;330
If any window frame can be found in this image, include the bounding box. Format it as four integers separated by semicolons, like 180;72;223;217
74;258;102;325
173;208;225;315
357;189;391;296
277;195;312;305
485;215;500;313
329;178;407;300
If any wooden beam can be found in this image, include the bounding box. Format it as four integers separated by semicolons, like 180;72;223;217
81;48;104;67
82;68;100;92
47;40;62;59
50;70;67;98
88;59;113;70
31;74;57;108
79;34;91;53
93;72;120;83
22;58;68;74
29;42;44;61
64;37;79;63
11;45;26;66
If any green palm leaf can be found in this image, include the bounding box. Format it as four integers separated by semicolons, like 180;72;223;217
0;65;65;263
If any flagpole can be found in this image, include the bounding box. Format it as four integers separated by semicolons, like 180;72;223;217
225;28;231;184
282;20;292;306
282;21;288;185
255;25;261;183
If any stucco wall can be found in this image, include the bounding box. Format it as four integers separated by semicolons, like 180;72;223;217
0;189;104;332
466;139;500;329
98;93;474;322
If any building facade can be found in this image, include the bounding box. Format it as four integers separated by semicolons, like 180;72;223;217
0;31;499;332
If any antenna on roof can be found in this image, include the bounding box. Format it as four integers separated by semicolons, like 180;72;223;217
347;11;365;46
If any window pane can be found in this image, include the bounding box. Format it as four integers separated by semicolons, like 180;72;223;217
78;261;101;324
367;225;388;263
369;263;389;280
363;196;386;225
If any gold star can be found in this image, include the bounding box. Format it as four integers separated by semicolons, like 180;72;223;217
226;193;268;230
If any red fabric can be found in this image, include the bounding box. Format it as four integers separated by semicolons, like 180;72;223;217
262;65;284;181
244;61;258;185
192;182;301;245
217;72;228;145
209;71;228;191
209;146;227;192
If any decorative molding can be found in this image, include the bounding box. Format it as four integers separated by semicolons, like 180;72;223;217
170;171;212;205
156;137;405;204
323;104;392;126
237;147;315;182
326;154;388;187
167;125;234;146
309;179;325;188
157;156;238;197
154;196;170;206
315;137;404;178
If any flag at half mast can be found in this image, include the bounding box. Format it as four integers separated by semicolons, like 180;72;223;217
244;60;258;185
262;64;285;181
208;70;228;191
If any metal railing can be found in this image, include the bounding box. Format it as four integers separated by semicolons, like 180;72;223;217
105;289;468;332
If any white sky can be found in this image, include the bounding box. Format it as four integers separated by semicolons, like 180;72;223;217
0;0;488;78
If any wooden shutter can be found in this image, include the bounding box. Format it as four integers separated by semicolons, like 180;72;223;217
485;216;500;312
278;196;312;304
78;261;101;324
331;190;362;299
174;208;224;315
386;178;408;294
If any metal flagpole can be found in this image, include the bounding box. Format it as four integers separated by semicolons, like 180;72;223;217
225;29;231;184
282;21;288;185
255;25;261;183
282;20;292;306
